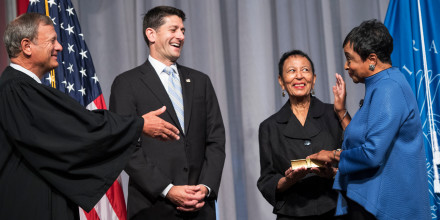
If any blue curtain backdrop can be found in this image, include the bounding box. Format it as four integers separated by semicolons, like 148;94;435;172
385;0;440;218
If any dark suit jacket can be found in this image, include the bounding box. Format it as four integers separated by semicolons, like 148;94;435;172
110;61;225;220
257;97;342;218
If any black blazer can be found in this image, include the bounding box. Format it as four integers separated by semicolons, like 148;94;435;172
110;60;225;220
257;97;342;217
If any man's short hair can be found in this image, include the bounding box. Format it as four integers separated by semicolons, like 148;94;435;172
142;6;186;46
3;13;53;58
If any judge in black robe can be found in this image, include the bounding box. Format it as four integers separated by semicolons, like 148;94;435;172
0;12;179;220
0;66;143;220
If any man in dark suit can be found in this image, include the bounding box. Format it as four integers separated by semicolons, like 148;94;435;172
110;6;226;220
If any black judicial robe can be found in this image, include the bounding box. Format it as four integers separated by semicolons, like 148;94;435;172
0;66;143;220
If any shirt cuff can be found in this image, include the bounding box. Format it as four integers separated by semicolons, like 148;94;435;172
161;183;174;198
202;184;211;197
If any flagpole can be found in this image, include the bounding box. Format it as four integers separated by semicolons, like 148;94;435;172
44;0;49;15
417;0;440;193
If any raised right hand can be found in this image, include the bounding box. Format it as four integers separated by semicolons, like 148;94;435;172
332;73;347;113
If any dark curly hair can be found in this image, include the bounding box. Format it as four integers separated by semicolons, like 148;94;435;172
278;49;315;77
343;19;393;64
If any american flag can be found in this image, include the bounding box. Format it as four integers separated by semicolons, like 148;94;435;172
27;0;127;219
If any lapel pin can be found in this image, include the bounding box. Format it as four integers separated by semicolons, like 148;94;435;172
186;79;191;82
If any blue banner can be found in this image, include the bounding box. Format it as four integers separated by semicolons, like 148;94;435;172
385;0;440;218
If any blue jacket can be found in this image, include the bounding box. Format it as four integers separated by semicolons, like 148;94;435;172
333;67;430;220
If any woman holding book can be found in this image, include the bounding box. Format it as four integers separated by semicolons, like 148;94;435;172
257;49;349;220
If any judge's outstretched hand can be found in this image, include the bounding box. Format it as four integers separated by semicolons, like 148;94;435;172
142;106;180;141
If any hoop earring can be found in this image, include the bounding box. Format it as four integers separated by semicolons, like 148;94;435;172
311;89;315;96
369;64;375;71
282;90;285;97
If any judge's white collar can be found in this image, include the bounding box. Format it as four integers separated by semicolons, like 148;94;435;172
10;63;42;84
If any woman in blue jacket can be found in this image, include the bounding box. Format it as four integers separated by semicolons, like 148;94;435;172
310;19;430;220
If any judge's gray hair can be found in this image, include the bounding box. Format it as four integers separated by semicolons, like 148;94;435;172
3;13;53;58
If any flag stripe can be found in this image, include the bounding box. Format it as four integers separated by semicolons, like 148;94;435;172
105;177;127;220
94;194;119;220
93;94;106;110
82;208;100;220
16;0;28;15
